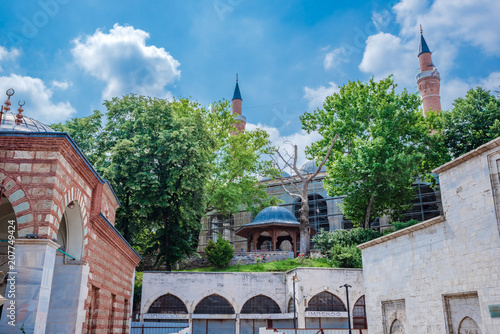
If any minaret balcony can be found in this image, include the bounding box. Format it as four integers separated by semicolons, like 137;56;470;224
416;69;440;82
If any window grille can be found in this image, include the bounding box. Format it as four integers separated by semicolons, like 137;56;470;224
194;294;235;314
148;294;188;314
306;292;346;312
353;295;367;329
241;295;281;314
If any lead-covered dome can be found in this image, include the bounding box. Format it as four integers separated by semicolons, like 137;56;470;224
299;160;326;174
0;112;55;133
248;206;299;226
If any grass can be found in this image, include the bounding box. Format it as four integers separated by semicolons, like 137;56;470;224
176;257;330;272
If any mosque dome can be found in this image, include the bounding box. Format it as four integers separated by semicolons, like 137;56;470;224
0;112;55;133
299;160;326;174
247;206;299;227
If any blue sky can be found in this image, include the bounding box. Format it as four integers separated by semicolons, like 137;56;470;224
0;0;499;165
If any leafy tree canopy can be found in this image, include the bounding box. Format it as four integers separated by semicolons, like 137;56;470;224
440;86;500;158
301;76;444;228
50;96;277;269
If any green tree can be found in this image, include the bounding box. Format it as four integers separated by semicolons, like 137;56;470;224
51;110;104;165
205;234;235;268
204;100;278;218
301;76;443;228
441;86;500;158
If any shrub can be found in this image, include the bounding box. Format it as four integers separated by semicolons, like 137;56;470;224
205;234;234;268
312;228;382;253
392;219;419;231
325;244;362;268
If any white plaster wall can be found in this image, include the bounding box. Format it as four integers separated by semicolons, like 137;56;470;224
141;268;364;333
361;146;500;334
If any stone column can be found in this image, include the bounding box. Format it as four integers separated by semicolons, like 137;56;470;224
0;239;58;334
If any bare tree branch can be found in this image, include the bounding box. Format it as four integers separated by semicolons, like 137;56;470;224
310;134;338;180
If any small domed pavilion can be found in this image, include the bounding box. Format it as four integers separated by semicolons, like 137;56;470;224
236;206;315;255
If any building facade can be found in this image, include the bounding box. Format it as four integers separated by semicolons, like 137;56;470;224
0;96;141;334
359;137;500;333
141;268;367;334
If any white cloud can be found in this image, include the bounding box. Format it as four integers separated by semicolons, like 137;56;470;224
247;122;323;172
0;47;20;72
303;82;339;110
394;0;500;55
440;72;500;111
51;80;71;90
72;23;181;100
372;9;392;31
0;74;76;123
359;32;417;85
324;47;348;71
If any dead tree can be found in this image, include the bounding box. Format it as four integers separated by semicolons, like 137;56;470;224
271;135;337;256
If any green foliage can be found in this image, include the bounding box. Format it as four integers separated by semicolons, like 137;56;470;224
50;96;278;270
51;110;104;165
391;219;419;231
325;244;362;268
301;76;445;228
180;257;329;272
440;86;500;158
312;228;381;253
133;272;143;314
204;235;235;268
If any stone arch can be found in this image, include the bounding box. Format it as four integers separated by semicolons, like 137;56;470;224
190;290;238;314
194;294;235;314
390;319;405;334
55;200;85;261
0;194;18;303
458;316;481;334
142;289;190;316
306;291;346;312
287;298;294;313
241;294;281;314
293;193;329;231
0;170;35;235
147;293;188;314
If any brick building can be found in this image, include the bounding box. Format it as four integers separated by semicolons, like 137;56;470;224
0;93;141;333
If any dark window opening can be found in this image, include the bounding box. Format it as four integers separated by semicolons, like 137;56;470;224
241;295;281;314
194;294;234;314
148;293;188;314
306;292;346;312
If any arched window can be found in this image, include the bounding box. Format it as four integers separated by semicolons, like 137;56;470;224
287;298;295;313
241;295;281;314
293;194;329;232
458;316;480;334
353;295;367;329
306;292;346;312
390;319;405;334
147;294;188;314
194;294;234;314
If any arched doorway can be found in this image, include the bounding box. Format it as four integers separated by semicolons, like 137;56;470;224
0;195;17;320
305;292;347;329
193;294;235;334
241;295;281;334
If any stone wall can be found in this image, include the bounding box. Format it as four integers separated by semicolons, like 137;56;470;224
141;268;364;334
359;138;500;334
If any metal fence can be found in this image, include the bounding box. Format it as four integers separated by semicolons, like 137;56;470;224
130;322;189;334
262;329;367;334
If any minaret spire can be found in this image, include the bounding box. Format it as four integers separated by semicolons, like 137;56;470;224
231;74;246;134
416;26;441;117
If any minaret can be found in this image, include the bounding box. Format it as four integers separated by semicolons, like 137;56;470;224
417;26;441;117
232;74;246;133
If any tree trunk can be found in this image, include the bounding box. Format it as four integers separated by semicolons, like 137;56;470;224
364;193;375;229
300;199;310;256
